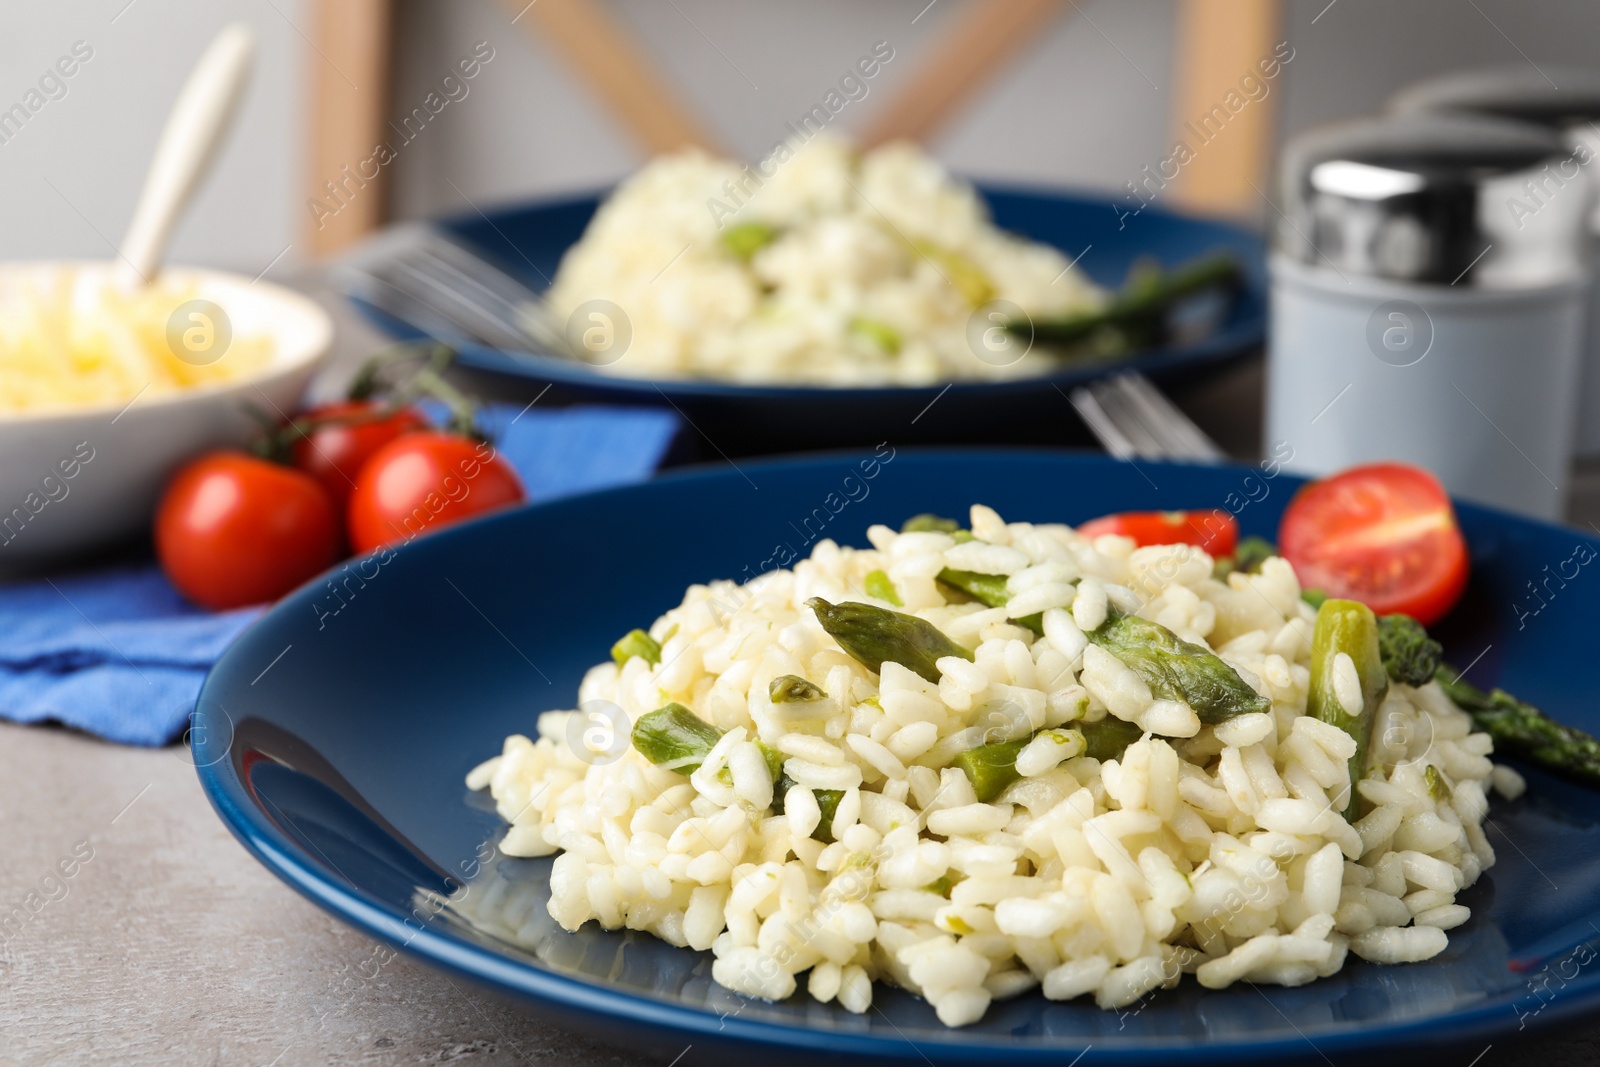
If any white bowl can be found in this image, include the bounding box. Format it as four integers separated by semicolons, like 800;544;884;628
0;262;332;571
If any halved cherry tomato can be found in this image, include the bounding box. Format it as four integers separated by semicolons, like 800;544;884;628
156;452;341;610
1278;462;1468;626
1077;509;1238;557
290;401;429;510
347;432;525;553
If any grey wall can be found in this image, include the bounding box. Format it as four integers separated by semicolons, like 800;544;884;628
386;0;1600;229
3;0;1599;272
385;0;1181;218
0;0;306;275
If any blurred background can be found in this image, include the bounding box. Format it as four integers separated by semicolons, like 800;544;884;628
7;0;1598;272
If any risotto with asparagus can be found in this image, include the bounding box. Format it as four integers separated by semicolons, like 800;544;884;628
462;490;1571;1027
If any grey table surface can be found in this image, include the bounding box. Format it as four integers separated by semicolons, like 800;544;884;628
4;277;1600;1067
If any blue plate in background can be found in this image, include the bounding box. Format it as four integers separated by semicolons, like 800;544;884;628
352;187;1266;453
193;452;1600;1065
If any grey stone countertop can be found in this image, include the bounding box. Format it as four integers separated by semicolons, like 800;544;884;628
4;277;1599;1066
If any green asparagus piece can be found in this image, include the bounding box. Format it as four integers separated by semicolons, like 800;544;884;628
611;628;661;667
1081;717;1146;761
721;221;779;261
1020;253;1242;352
1376;613;1443;688
901;514;975;542
849;317;902;354
1301;589;1329;611
758;742;785;783
1212;535;1277;580
935;568;1044;634
631;703;723;773
774;772;847;842
813;786;845;843
806;597;973;684
634;713;780;791
768;772;846;841
910;238;994;307
1436;666;1600;787
902;513;963;534
936;568;1009;607
865;569;903;606
1092;608;1271;723
769;674;826;704
954;737;1030;802
953;718;1147;804
1306;599;1388;820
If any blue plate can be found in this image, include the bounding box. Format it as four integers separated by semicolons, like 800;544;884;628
353;187;1266;452
194;451;1600;1065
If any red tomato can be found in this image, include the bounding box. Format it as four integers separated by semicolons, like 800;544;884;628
1077;509;1239;557
290;401;429;510
1278;463;1468;625
156;452;341;611
347;433;525;553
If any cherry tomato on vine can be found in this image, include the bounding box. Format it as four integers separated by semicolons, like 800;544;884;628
1076;509;1239;557
347;432;525;553
1278;462;1468;626
155;452;341;611
289;401;429;509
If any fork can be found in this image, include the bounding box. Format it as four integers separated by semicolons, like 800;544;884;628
1069;371;1225;462
333;223;568;356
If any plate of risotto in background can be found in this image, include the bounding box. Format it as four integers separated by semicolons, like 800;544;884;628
194;452;1600;1065
345;136;1265;452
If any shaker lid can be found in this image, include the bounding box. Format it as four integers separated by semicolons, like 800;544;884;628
1389;65;1600;129
1276;112;1591;288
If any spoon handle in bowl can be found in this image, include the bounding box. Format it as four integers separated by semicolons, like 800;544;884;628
114;23;255;289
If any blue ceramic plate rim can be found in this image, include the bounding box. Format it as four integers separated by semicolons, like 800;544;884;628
193;450;1600;1064
353;182;1267;400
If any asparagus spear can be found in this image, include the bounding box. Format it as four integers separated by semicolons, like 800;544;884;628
849;317;902;355
953;718;1147;801
812;786;845;843
1082;717;1146;761
633;703;786;790
769;674;826;704
631;702;723;773
936;568;1009;607
1091;608;1271;723
901;514;975;542
940;564;1263;719
1375;613;1443;688
954;737;1029;802
1211;535;1277;580
936;568;1045;634
1306;599;1388;820
902;514;963;534
1019;253;1242;352
1363;611;1600;788
910;239;994;307
1436;667;1600;787
721;221;779;261
770;774;845;843
611;628;661;667
806;597;973;684
865;568;903;606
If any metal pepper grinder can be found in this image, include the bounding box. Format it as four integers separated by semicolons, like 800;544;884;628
1390;65;1600;458
1266;112;1592;519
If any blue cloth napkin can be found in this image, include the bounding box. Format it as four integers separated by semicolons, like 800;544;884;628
0;403;680;746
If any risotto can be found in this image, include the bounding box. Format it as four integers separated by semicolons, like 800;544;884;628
467;505;1519;1027
543;135;1104;385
